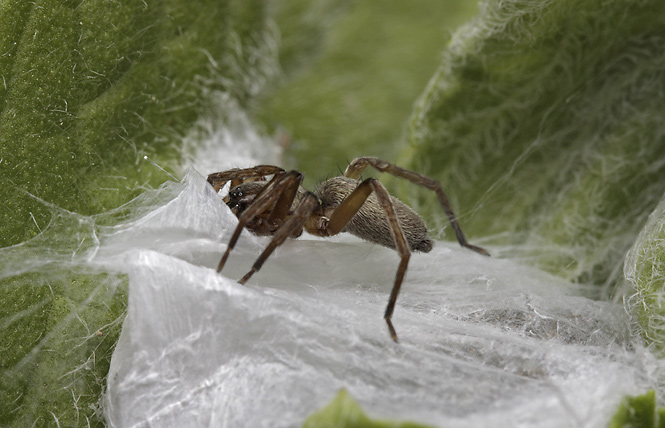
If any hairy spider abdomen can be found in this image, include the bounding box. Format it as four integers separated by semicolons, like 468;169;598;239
317;176;434;253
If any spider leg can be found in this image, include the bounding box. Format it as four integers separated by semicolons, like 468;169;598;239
319;177;411;343
344;157;489;256
239;192;319;284
207;165;285;192
266;171;303;227
216;171;302;273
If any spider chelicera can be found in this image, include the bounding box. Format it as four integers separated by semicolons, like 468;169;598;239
207;157;489;342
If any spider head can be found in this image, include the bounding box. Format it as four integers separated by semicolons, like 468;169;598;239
225;181;267;217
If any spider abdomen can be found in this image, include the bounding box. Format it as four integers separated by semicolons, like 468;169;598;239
317;176;434;253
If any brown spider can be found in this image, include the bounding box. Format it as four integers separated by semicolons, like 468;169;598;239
207;157;489;342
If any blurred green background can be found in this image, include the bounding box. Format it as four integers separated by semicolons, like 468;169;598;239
2;0;665;426
256;0;478;180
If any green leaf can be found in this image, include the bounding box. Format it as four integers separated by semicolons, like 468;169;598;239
303;390;436;428
610;390;663;428
402;0;665;287
0;0;272;425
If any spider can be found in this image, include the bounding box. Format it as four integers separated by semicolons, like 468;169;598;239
207;157;489;342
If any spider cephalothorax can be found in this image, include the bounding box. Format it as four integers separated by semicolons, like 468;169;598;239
208;157;488;342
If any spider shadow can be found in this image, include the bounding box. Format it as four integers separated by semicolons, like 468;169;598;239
215;234;396;296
